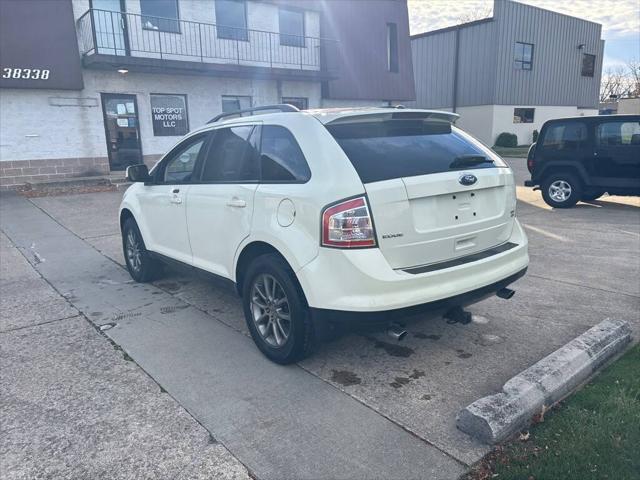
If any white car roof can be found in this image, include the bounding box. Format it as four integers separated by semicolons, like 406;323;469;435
196;107;459;132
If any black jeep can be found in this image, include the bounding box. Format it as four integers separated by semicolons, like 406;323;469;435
525;115;640;208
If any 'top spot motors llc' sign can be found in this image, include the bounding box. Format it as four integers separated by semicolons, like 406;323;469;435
150;94;189;136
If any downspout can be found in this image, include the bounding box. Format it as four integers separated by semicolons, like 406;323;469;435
452;28;460;113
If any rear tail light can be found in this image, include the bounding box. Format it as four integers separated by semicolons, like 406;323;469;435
321;196;377;248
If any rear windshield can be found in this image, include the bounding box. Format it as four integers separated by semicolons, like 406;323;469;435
327;120;497;183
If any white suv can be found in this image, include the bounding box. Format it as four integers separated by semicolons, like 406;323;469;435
120;106;529;364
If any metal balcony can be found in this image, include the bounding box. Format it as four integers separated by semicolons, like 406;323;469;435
77;9;339;79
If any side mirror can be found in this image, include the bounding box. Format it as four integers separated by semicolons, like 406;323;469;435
126;164;151;183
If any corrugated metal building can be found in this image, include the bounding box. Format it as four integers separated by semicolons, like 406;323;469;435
410;0;604;146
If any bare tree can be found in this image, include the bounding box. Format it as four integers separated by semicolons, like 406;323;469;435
627;60;640;97
456;6;493;24
599;63;640;102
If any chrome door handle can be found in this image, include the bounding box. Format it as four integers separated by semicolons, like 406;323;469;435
227;198;246;208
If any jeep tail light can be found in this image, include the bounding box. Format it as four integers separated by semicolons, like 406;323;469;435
322;196;376;248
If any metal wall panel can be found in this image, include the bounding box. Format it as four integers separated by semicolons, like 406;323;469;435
410;30;457;108
410;0;603;109
321;0;416;101
492;0;602;107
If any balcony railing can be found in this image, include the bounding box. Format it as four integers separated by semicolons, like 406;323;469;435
77;9;338;72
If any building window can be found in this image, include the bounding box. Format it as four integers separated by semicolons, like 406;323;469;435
141;0;180;33
150;94;189;136
581;54;596;77
387;23;399;72
279;8;305;47
513;108;535;124
281;97;308;110
215;0;248;41
514;42;533;70
221;95;252;113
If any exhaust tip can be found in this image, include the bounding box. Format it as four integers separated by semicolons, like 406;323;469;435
388;327;408;341
496;288;515;300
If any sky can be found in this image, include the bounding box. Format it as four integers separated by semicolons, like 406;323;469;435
407;0;640;70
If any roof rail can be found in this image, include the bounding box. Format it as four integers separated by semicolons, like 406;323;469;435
207;104;300;124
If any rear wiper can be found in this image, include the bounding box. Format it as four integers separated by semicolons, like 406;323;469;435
449;155;494;169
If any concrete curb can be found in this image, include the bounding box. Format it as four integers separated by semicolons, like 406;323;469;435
456;318;632;444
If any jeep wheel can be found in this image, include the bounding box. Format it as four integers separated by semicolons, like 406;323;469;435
122;218;162;282
541;173;582;208
242;254;314;364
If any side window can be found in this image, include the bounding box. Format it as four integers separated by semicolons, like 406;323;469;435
541;122;587;151
596;121;640;146
163;136;206;183
201;126;259;182
260;125;311;182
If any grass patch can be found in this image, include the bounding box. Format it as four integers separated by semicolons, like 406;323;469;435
491;146;530;158
465;344;640;480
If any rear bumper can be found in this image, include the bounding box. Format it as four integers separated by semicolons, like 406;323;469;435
297;219;529;313
524;180;536;187
310;267;527;325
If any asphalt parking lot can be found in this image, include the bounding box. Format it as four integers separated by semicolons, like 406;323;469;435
1;157;638;479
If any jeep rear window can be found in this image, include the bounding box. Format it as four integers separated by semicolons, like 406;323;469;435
326;120;497;183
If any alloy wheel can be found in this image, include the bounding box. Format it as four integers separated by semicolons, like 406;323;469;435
250;274;291;348
126;230;142;273
549;180;572;202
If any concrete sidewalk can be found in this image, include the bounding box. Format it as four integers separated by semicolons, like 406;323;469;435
0;193;465;480
0;232;249;479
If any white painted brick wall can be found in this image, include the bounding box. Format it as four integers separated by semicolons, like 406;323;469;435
0;69;321;163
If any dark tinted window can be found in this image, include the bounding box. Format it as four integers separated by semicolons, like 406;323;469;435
163;135;206;183
141;0;179;33
514;42;533;70
541;122;588;151
260;125;311;182
596;121;640;146
279;8;304;47
327;121;495;184
201;126;259;182
387;23;399;72
215;0;248;41
581;54;596;77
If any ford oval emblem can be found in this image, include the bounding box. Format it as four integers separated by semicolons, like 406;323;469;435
459;173;478;186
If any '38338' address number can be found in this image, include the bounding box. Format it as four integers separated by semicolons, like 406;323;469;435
2;68;50;80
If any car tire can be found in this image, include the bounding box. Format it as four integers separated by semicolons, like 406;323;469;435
242;253;314;364
122;217;163;282
541;173;582;208
581;190;606;202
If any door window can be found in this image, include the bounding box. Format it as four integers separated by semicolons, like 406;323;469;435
201;126;259;182
260;125;311;182
596;121;640;146
163;136;206;183
541;122;588;151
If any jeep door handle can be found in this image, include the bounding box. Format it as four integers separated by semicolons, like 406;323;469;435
227;197;246;208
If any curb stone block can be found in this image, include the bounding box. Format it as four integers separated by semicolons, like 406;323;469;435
456;318;631;444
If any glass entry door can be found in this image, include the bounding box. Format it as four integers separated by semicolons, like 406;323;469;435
91;0;128;56
101;94;143;171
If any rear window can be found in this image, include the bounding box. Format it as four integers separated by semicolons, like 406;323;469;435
326;120;497;183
